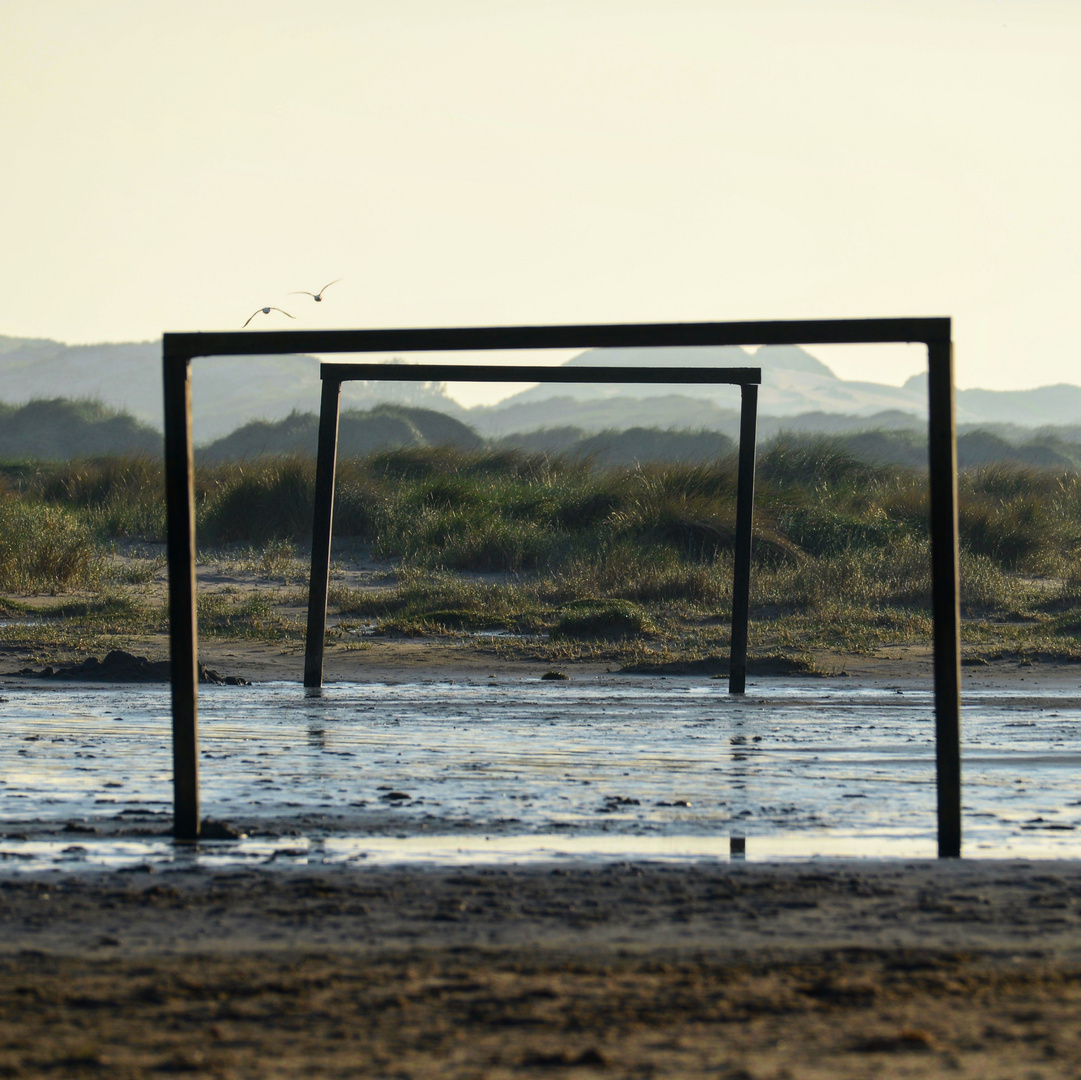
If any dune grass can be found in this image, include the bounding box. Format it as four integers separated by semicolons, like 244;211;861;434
1;440;1081;662
0;500;102;593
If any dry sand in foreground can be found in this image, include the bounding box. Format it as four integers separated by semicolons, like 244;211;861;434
4;860;1081;1078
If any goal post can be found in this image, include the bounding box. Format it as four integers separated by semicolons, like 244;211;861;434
301;359;761;695
161;317;960;857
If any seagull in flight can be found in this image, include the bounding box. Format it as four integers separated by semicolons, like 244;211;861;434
242;307;295;328
291;278;342;302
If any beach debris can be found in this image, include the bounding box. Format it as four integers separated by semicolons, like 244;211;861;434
17;650;250;685
242;306;295;327
199;819;246;840
598;795;640;813
291;278;342;302
379;791;412;802
199;665;252;685
520;1049;607;1068
852;1028;937;1053
541;670;568;681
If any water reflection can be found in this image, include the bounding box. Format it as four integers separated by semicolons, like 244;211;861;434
0;680;1079;870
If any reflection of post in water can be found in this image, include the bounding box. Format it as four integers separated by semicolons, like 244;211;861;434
729;730;751;776
305;688;328;751
727;724;754;841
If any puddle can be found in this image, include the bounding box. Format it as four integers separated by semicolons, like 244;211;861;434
1;678;1080;869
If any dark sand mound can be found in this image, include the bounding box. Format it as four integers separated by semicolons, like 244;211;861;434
17;649;250;684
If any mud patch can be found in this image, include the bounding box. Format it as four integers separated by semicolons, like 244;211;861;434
14;649;251;685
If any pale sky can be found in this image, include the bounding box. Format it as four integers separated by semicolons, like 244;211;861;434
2;0;1079;406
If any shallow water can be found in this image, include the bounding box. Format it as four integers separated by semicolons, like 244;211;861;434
2;677;1080;869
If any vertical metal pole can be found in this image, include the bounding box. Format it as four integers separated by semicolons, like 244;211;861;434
304;376;342;687
927;336;962;858
163;352;200;840
729;382;758;694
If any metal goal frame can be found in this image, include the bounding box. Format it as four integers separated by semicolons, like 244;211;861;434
161;317;960;856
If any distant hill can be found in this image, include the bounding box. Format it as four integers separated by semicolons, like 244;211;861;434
494;426;737;467
903;373;1081;427
0;398;160;460
753;428;1081;471
3;390;1081;471
490;424;1081;472
199;404;483;462
475;393;743;437
0;336;465;442
483;345;844;416
3;333;1081;440
476;344;1081;432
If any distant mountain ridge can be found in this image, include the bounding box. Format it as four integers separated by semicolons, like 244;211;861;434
506;345;1081;428
3;392;1081;472
0;336;464;441
1;334;1079;437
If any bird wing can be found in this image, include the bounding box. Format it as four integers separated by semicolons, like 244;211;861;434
319;278;343;294
289;291;317;297
270;308;296;318
242;310;262;327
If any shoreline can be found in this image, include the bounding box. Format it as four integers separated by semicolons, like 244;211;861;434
4;633;1081;689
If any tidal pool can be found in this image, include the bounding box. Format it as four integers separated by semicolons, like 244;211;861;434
1;676;1080;870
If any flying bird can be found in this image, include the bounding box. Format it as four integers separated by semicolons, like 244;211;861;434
291;278;342;302
242;307;295;328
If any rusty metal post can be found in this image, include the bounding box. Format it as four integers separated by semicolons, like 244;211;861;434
304;375;342;687
729;382;758;694
927;335;962;858
163;351;200;840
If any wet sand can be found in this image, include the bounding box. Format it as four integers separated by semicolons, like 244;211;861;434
6;630;1077;692
182;635;1081;689
4;637;1081;1076
4;860;1081;1078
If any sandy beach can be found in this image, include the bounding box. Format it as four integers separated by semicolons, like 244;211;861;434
6;623;1076;691
2;859;1081;1078
4;635;1081;1077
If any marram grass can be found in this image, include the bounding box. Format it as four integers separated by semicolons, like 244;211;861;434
3;443;1081;663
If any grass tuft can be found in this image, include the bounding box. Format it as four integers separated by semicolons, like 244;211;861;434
550;599;656;641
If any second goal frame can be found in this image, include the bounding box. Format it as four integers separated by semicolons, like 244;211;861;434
302;359;761;698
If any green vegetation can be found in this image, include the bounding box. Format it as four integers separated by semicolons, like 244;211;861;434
198;404;483;461
550;599;657;641
0;398;159;460
2;436;1081;666
0;500;101;593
